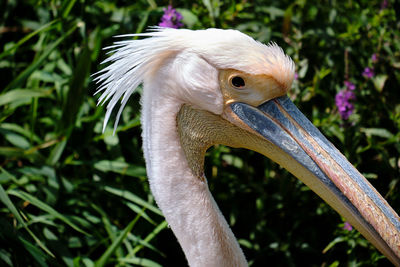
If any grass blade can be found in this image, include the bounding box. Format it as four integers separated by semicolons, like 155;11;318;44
46;138;67;166
61;0;78;18
0;184;54;257
130;221;168;256
94;160;146;178
95;218;137;267
0;19;59;60
0;89;52;107
4;23;78;91
8;189;90;236
104;186;162;216
126;202;156;225
118;257;162;267
18;236;49;267
59;42;92;132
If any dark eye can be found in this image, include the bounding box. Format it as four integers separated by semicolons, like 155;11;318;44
231;76;245;88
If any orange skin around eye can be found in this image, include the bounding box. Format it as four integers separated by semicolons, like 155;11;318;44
219;69;288;107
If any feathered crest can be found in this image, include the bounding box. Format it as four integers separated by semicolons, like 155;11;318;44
93;27;295;132
93;27;181;132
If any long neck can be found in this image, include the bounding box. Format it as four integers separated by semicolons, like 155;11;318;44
141;82;247;267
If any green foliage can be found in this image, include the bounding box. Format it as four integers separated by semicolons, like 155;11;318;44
1;0;399;266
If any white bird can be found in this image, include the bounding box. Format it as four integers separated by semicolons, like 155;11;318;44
94;27;400;266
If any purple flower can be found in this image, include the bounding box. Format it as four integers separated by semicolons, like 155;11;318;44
294;72;299;80
362;67;374;79
371;53;378;63
343;222;353;231
159;5;184;29
335;90;356;120
344;81;355;91
381;0;388;9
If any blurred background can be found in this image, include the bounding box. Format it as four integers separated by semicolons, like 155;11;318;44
1;0;400;266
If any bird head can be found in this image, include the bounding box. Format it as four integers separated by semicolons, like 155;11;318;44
94;28;400;265
94;28;294;127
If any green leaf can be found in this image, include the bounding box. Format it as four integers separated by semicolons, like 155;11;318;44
177;9;199;28
104;186;162;216
0;183;54;257
259;6;285;19
0;146;29;158
360;128;394;139
238;239;253;249
201;0;220;26
0;19;59;60
125;202;156;225
0;248;12;266
222;154;243;168
46;136;67;166
5;23;78;91
95;218;137;267
134;11;150;36
61;0;78;18
2;131;30;149
130;221;168;256
0;184;28;226
82;258;95;267
94;116;141;141
0;89;52;107
0;123;42;143
59;42;92;133
372;74;388;92
94;160;146;178
322;236;345;254
125;232;161;254
8;189;90;235
298;59;309;78
19;236;49;267
118;257;162;267
30;70;64;83
363;173;378;179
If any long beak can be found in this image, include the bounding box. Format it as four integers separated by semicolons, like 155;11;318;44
229;96;400;265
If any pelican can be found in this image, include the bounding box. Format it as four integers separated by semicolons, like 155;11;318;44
94;28;400;266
